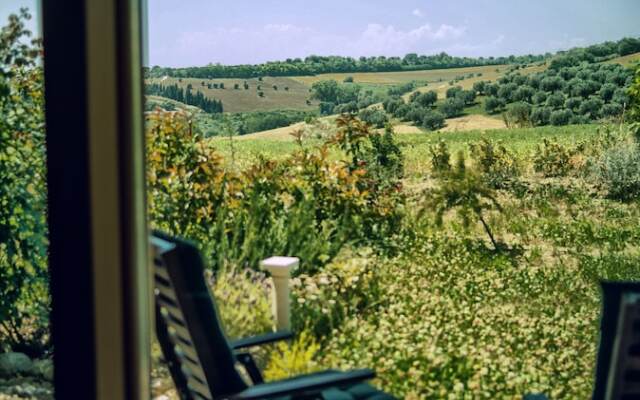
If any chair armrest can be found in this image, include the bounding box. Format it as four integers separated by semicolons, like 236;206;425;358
230;369;376;399
230;330;294;350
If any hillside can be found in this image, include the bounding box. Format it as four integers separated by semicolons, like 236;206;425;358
146;76;318;113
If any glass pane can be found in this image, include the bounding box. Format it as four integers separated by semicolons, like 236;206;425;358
145;1;640;398
0;1;53;398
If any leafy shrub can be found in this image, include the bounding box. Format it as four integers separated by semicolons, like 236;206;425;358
530;106;552;126
411;90;438;107
549;109;573;126
422;111;446;131
361;125;404;190
446;86;463;99
532;91;547;105
593;143;640;200
484;96;504;114
469;138;521;189
429;139;452;174
291;253;382;338
532;138;577;177
210;266;274;339
422;151;503;249
578;97;604;117
383;97;404;114
564;96;582;111
343;76;354;83
358;108;388;128
601;103;623;118
263;330;321;381
504;102;532;127
0;9;50;356
148;112;404;274
546;92;565;109
456;89;476;105
439;98;464;118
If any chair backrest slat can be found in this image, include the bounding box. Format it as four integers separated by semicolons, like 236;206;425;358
151;233;248;400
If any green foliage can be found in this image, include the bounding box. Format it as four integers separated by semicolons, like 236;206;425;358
468;138;521;189
210;266;274;339
504;102;532;128
148;112;404;274
422;110;446;131
532;138;578;177
629;67;640;123
291;253;382;339
484;96;504;114
263;330;321;381
202;109;317;136
439;97;464;118
429;139;452;174
343;76;354;83
549;109;573;126
146;83;223;113
411;90;438;107
0;9;50;356
530;106;552;126
357;108;388;128
422;151;503;249
147;52;546;80
593;142;640;201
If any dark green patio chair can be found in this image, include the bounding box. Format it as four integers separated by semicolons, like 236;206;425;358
151;232;396;400
593;281;640;400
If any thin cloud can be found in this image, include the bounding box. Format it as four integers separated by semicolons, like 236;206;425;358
412;8;424;18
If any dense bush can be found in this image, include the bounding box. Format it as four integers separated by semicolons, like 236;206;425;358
549;109;573;126
439;97;465;118
485;62;632;126
484;96;505;114
410;90;438;107
593;142;640;201
202;109;317;136
422;111;446;131
532;138;577;177
311;80;383;115
358;108;388;128
530;106;552;126
147;112;405;274
469;138;521;189
0;9;50;357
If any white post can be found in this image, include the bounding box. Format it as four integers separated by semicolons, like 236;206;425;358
260;256;299;331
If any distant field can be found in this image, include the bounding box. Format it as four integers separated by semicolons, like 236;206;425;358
604;52;640;67
291;64;512;86
146;76;317;113
405;62;547;100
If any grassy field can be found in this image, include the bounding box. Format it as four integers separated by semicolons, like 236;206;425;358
211;124;601;175
196;121;639;399
146;76;318;113
291;64;512;86
604;51;640;67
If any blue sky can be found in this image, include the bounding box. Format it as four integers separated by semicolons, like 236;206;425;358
3;0;639;67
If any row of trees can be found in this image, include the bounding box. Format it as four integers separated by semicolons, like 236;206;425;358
549;37;640;70
145;37;638;80
145;52;547;80
479;62;633;126
310;80;383;115
146;83;223;114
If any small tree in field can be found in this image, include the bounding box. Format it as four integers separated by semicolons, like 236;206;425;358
484;96;504;114
421;151;503;250
422;111;445;131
